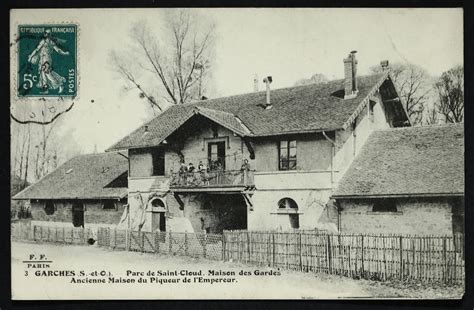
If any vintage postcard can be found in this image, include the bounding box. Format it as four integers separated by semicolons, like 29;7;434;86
10;8;464;300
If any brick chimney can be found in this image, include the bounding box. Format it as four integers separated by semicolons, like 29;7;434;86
380;60;389;71
343;51;358;99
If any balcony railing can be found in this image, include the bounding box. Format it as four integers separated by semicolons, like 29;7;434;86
170;170;254;188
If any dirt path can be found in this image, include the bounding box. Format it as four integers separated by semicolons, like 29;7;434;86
12;241;377;300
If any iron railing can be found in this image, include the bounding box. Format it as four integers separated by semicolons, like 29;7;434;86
170;170;254;188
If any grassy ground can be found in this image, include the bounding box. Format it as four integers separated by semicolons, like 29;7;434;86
11;241;463;300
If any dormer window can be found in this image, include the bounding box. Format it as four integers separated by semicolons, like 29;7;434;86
279;140;297;170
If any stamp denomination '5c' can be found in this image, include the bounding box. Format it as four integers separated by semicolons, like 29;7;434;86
17;24;77;98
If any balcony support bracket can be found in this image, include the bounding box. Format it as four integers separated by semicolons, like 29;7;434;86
242;192;254;211
174;192;185;210
243;139;255;160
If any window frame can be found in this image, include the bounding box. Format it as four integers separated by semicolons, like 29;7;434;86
102;200;116;210
368;199;402;214
152;149;165;176
278;139;297;171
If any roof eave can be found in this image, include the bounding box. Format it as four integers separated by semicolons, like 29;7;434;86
14;193;129;201
341;71;390;131
331;192;465;199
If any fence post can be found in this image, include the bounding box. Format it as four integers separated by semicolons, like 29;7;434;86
399;236;403;281
272;233;276;268
126;230;130;251
203;233;207;259
360;235;364;277
169;232;173;254
299;232;303;271
33;225;37;241
114;228;117;249
327;234;332;274
247;231;251;263
222;232;226;261
443;237;447;284
185;233;189;256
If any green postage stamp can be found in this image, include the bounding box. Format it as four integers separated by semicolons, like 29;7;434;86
17;24;77;98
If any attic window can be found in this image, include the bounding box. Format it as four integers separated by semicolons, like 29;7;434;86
65;168;73;174
102;167;110;173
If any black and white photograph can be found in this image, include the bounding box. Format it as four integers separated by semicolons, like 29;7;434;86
9;8;464;300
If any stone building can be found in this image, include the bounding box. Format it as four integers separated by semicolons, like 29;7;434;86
13;152;128;229
106;51;410;233
331;124;464;235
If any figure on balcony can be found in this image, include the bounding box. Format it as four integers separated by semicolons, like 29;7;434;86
178;161;188;186
240;159;251;184
241;159;251;172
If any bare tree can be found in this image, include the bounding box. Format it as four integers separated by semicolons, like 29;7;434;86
294;73;328;86
424;106;439;125
434;65;464;123
110;10;215;111
371;63;431;125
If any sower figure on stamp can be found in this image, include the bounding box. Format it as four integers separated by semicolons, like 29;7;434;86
27;29;70;94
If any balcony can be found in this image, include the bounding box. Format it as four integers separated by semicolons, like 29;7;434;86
170;170;255;192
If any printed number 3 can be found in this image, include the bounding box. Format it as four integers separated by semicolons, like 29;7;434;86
24;271;28;276
23;74;37;90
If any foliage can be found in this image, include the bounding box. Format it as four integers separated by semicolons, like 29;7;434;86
294;73;329;86
370;63;431;125
434;66;464;123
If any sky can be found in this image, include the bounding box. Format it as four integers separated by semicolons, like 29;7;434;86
10;8;463;154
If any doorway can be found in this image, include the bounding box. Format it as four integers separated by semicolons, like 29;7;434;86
208;141;225;170
151;212;166;232
150;198;167;232
72;203;84;227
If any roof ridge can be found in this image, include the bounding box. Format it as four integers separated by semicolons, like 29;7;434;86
184;73;385;106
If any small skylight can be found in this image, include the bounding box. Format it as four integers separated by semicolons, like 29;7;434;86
102;167;110;173
65;168;73;174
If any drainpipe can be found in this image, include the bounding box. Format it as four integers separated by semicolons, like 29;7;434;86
322;131;336;191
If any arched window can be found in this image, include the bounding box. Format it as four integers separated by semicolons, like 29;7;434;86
277;198;299;229
278;198;298;209
44;201;55;215
151;198;166;209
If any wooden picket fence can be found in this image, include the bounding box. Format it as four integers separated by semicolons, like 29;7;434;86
11;221;94;245
11;222;465;284
222;230;465;284
96;227;224;261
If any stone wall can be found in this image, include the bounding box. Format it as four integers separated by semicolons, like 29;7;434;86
338;198;458;235
30;200;127;226
248;189;333;231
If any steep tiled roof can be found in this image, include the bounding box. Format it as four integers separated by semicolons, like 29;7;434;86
332;124;464;198
13;152;128;200
108;72;400;151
